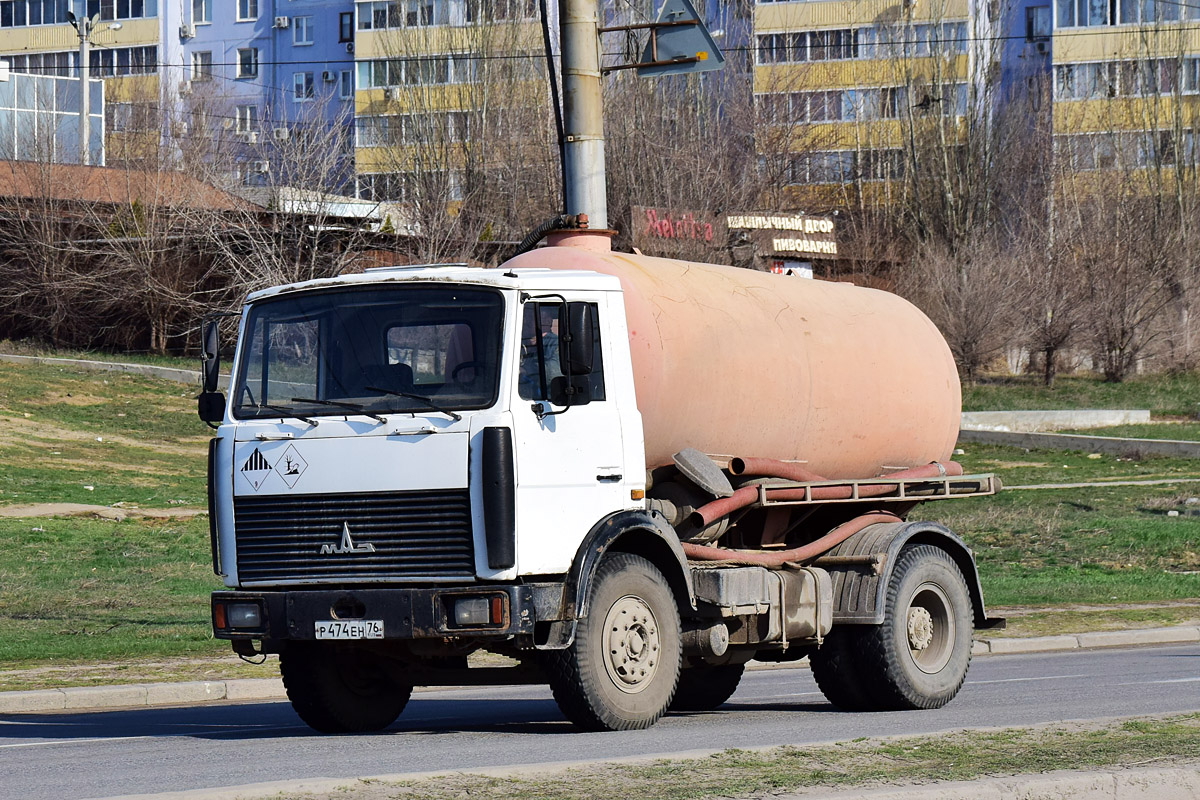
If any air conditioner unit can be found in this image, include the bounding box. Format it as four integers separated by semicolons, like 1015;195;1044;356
246;130;259;144
322;70;336;82
273;126;290;141
345;42;354;53
383;87;397;101
1035;41;1048;55
274;15;290;28
223;118;234;129
178;80;192;95
251;160;270;173
179;24;195;39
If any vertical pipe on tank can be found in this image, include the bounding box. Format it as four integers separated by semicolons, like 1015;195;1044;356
560;0;608;229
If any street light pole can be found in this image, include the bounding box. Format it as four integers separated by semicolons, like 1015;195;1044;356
70;14;120;166
77;16;90;165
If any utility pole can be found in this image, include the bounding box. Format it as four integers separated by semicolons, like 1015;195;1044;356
559;0;607;229
69;13;120;166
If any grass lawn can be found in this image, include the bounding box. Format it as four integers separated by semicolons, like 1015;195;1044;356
0;516;225;667
963;371;1200;417
0;361;209;507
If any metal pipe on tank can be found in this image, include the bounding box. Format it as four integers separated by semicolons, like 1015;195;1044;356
560;0;608;229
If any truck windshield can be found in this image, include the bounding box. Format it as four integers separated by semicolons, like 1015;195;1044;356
231;286;504;420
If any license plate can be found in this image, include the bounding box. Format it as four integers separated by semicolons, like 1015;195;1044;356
315;619;384;640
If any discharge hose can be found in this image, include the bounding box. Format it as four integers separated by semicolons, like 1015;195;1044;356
681;511;902;566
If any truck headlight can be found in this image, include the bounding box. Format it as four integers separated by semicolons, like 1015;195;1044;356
228;603;262;628
454;597;490;626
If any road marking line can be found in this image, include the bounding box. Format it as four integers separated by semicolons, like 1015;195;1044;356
1116;677;1200;686
0;725;307;750
970;674;1090;685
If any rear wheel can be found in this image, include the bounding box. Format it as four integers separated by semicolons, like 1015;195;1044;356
280;642;412;733
670;662;745;712
543;553;681;731
855;544;974;710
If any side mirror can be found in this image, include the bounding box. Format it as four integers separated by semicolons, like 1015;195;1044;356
201;319;221;393
559;302;594;376
198;391;226;423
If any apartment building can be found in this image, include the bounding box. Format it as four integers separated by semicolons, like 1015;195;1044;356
179;0;356;142
1050;0;1200;176
0;64;105;162
752;0;1050;207
352;0;549;202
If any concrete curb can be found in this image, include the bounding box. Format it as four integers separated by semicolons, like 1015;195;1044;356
88;761;1200;800
0;353;230;389
973;625;1200;655
784;765;1200;800
3;626;1198;717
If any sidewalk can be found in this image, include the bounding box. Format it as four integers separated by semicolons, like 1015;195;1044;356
2;624;1197;716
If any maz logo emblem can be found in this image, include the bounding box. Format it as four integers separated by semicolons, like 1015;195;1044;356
320;522;377;555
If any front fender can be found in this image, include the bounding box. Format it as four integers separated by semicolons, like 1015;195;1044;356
536;509;695;649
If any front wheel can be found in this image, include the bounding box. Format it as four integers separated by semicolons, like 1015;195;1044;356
543;553;682;731
855;544;974;710
280;642;412;733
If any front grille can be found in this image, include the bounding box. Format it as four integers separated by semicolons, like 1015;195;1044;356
234;490;474;584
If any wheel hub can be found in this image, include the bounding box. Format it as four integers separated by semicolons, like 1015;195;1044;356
907;606;934;651
602;595;661;694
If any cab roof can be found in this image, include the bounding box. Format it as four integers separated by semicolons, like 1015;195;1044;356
244;265;621;304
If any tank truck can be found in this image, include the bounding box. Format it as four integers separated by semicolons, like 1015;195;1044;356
197;224;1003;733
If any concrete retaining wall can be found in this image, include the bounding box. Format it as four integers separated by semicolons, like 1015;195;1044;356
958;429;1200;459
0;353;229;390
961;410;1151;432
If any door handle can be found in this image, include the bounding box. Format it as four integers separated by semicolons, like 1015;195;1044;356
596;474;623;483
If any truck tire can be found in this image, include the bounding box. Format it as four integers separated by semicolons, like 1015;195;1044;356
669;663;745;712
810;628;874;711
855;544;974;710
543;553;682;731
280;642;412;733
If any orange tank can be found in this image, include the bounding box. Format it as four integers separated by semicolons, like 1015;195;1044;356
505;245;961;478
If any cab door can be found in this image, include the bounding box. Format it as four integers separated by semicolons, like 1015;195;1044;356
509;294;629;574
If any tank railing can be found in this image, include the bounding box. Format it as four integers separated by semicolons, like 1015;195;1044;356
754;473;998;508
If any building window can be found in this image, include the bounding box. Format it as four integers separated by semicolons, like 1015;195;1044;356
293;15;313;45
83;0;157;22
192;50;212;81
235;104;258;133
339;10;352;41
358;0;439;29
192;0;210;23
1026;5;1051;39
0;0;76;27
293;71;314;101
356;54;471;88
88;45;157;76
339;69;353;99
237;47;259;78
237;0;257;22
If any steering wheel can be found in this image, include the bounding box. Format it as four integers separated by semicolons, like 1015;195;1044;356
451;360;485;388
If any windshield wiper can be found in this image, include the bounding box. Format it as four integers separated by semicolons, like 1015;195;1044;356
365;386;463;421
240;402;319;427
291;397;387;424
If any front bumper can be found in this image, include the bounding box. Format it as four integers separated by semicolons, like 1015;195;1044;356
212;585;561;644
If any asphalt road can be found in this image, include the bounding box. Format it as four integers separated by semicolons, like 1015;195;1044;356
2;644;1197;800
